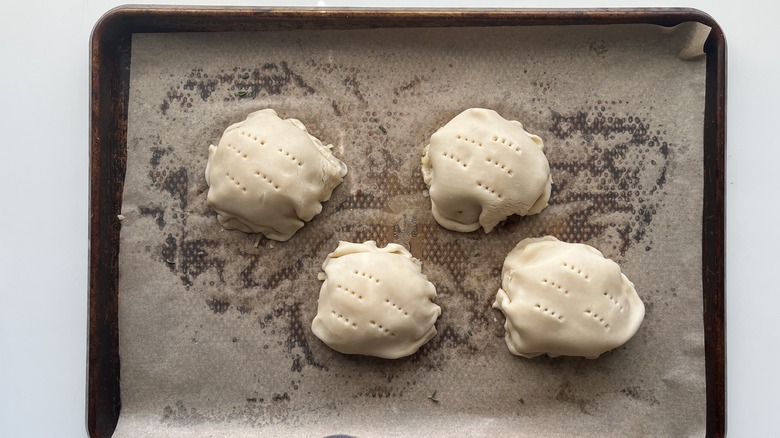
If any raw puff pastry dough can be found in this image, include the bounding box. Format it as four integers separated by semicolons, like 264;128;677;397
205;109;347;241
493;236;645;358
312;241;441;359
421;108;552;233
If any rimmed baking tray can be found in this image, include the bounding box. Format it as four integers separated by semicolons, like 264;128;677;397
89;7;725;437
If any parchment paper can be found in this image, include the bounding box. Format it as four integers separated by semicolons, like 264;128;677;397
115;23;708;437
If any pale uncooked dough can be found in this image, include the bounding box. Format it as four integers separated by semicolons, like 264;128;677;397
421;108;552;233
205;109;347;241
493;236;645;358
312;241;441;359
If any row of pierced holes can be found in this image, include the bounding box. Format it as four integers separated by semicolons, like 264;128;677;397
239;131;266;145
584;309;610;330
492;135;521;153
277;147;303;167
253;171;279;190
369;319;395;336
352;270;381;284
331;310;358;328
603;291;624;312
224;172;247;192
453;133;521;154
385;299;409;316
541;278;569;295
562;262;590;280
534;304;564;321
336;284;363;300
476;181;502;199
455;134;482;147
233;132;303;169
442;151;468;168
227;143;249;159
486;157;513;175
330;311;398;335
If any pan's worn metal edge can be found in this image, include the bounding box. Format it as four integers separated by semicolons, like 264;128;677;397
701;20;726;438
88;7;725;438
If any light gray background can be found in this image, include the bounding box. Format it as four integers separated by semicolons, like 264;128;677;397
0;1;773;437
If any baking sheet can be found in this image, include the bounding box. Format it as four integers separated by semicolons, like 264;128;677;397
115;23;708;436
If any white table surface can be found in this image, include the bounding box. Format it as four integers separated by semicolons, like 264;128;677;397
0;0;775;436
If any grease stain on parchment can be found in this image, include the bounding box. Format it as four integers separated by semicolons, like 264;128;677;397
161;397;301;427
555;381;599;416
502;102;673;257
162;234;225;287
161;63;315;114
273;303;328;372
139;205;166;230
621;385;660;405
